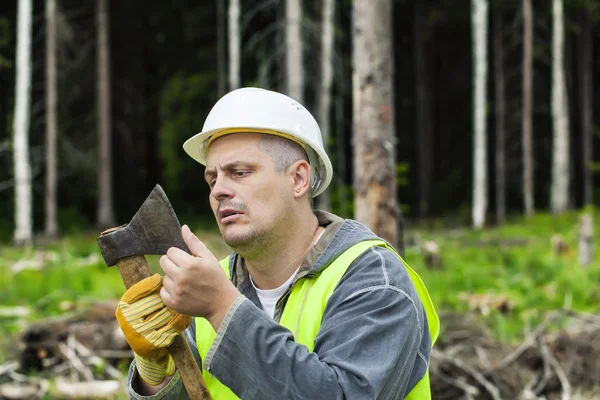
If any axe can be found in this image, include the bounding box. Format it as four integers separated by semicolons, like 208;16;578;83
97;184;212;399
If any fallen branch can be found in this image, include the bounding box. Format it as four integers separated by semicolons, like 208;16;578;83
57;339;94;381
541;341;572;400
432;348;502;400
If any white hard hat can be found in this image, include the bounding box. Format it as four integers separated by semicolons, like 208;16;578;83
183;87;333;197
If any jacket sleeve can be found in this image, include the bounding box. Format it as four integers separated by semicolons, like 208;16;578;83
126;322;201;400
204;247;430;400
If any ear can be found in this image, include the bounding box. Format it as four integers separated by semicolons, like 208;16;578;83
289;160;311;198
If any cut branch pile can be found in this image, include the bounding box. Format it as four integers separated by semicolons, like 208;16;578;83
2;301;600;399
431;310;600;400
0;300;132;399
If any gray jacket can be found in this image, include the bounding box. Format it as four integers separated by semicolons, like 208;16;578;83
127;211;432;399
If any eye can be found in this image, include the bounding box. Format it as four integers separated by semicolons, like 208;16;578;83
233;170;249;178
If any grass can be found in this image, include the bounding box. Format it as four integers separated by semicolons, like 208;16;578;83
405;208;600;344
1;208;599;357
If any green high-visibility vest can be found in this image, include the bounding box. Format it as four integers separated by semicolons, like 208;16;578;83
195;240;440;399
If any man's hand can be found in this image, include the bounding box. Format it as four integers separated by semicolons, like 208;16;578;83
115;274;191;386
160;225;241;331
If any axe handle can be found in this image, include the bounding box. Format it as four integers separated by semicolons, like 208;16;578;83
116;255;212;400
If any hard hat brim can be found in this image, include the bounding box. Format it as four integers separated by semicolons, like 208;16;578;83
182;128;333;198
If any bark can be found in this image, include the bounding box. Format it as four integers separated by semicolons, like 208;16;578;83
285;0;303;102
522;0;534;217
579;5;593;206
352;0;400;249
471;0;488;229
13;0;33;245
316;0;335;211
97;0;115;228
228;0;240;90
414;0;433;219
494;6;506;225
45;0;59;237
217;0;226;96
551;0;570;214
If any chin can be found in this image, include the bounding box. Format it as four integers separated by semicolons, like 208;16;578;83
221;226;252;247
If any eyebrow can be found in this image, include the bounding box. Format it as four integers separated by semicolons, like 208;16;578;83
204;161;255;181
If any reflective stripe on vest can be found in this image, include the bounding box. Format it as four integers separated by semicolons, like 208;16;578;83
195;240;439;399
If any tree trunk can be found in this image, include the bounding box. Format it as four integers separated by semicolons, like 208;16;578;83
45;0;58;237
285;0;303;102
579;4;593;206
522;0;534;217
494;6;506;225
228;0;240;90
414;0;433;219
97;0;115;228
471;0;488;229
316;0;335;211
13;0;33;246
551;0;570;214
352;0;400;249
217;0;226;97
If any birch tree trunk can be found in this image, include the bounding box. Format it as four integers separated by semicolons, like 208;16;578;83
285;0;303;102
13;0;33;245
551;0;570;214
414;0;432;219
97;0;115;228
522;0;534;217
317;0;334;211
579;5;593;206
228;0;240;90
217;0;226;96
353;0;400;249
471;0;488;229
45;0;58;237
494;6;506;225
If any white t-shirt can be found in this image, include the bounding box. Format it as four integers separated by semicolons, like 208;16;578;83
250;229;326;319
250;267;300;319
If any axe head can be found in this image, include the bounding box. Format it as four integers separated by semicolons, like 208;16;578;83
97;184;190;266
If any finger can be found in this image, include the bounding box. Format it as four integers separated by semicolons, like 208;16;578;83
162;273;178;298
182;225;214;259
143;307;172;331
121;293;164;320
160;286;175;309
160;254;182;279
166;245;195;267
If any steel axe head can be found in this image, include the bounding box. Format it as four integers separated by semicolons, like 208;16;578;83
97;184;190;266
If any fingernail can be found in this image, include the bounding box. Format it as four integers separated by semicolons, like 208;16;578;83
182;225;191;235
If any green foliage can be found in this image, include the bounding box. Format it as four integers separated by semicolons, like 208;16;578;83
330;183;354;218
57;207;91;235
405;208;600;344
158;71;215;215
395;162;410;187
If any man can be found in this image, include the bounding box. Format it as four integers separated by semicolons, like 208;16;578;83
116;87;439;399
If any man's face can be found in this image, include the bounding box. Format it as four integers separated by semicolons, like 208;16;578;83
204;133;294;251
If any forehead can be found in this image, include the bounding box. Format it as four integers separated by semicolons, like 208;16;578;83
206;132;264;165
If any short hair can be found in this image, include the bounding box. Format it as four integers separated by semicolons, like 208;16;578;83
257;134;309;173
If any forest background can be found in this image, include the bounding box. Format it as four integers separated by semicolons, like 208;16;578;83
1;0;600;398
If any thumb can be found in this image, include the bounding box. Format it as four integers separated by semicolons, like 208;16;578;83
182;224;212;258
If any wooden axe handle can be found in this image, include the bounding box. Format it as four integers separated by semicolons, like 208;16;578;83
116;255;212;400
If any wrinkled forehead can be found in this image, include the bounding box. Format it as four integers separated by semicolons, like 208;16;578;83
205;132;265;165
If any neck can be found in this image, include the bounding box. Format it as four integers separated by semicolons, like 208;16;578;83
245;212;322;290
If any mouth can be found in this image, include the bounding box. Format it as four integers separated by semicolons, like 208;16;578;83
218;209;243;224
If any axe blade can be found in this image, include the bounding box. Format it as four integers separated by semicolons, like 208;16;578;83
97;184;190;266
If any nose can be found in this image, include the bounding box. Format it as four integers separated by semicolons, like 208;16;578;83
210;175;234;202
